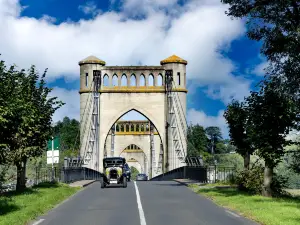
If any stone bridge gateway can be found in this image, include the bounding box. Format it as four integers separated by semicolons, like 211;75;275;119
79;54;188;178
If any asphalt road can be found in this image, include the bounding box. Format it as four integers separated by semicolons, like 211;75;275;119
32;181;258;225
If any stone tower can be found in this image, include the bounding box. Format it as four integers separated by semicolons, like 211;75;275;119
78;54;188;177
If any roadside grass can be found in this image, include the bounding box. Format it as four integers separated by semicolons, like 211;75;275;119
189;184;300;225
0;181;80;225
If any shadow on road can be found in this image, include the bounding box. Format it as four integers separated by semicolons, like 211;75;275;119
152;182;185;187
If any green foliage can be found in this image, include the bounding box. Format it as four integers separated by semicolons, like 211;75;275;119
246;78;299;169
205;126;222;142
221;0;300;96
288;151;300;174
187;124;208;156
130;166;139;180
224;100;255;168
215;153;243;170
53;117;80;152
270;174;289;197
235;164;264;194
0;57;64;190
0;166;5;192
276;152;300;188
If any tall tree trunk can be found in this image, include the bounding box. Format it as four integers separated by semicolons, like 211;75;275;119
244;151;250;170
16;158;27;192
262;164;273;197
238;151;251;191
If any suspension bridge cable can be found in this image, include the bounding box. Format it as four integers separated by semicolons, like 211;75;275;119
70;81;94;155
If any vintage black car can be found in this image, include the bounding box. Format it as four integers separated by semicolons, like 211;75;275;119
100;157;128;188
124;163;131;181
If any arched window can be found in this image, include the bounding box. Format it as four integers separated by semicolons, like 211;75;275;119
103;74;109;86
126;124;130;132
120;124;124;132
148;74;154;86
157;74;163;86
131;124;134;132
116;124;120;132
121;74;127;86
141;124;145;132
140;74;145;86
130;74;136;86
177;72;181;85
112;74;118;86
136;124;140;132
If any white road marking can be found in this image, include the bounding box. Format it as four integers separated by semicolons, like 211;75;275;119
32;219;45;225
226;210;240;218
134;181;147;225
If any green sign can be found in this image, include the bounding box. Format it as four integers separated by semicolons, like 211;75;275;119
47;136;60;151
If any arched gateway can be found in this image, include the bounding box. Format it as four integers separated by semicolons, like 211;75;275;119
79;55;188;178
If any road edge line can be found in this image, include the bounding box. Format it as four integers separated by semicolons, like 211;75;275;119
134;181;147;225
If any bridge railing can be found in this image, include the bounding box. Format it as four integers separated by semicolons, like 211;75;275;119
151;166;235;183
60;167;102;183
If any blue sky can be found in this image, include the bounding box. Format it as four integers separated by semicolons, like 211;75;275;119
0;0;267;138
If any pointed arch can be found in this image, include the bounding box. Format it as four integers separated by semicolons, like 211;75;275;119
148;74;154;86
112;74;118;86
103;74;109;86
140;74;145;86
121;74;127;86
130;124;135;132
130;74;136;86
157;74;163;86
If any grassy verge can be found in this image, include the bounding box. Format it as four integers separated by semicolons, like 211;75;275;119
189;184;300;225
0;182;80;225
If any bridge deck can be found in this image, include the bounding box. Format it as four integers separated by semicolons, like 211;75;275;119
31;181;257;225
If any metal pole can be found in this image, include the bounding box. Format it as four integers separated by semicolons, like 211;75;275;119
51;136;54;181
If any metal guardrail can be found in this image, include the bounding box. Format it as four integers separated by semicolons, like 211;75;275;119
151;166;235;183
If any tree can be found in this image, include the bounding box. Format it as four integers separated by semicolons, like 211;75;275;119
245;77;298;196
187;124;209;157
0;59;63;191
205;126;223;157
221;0;300;97
53;117;80;153
224;100;255;170
130;166;139;180
289;151;300;174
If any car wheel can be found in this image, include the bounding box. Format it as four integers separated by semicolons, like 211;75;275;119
123;176;127;188
100;177;105;189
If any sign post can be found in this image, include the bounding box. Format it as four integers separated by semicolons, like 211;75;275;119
47;136;60;181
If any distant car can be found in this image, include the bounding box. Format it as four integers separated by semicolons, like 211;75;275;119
136;173;148;181
124;163;131;181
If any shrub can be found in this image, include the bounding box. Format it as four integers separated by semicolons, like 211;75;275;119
271;174;289;197
235;164;264;194
0;166;6;193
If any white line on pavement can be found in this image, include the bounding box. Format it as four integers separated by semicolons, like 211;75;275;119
134;181;147;225
226;210;240;218
32;219;45;225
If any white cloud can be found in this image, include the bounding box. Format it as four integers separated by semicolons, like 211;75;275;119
78;1;101;16
0;0;253;121
49;87;80;123
40;15;57;23
253;61;268;76
187;108;228;138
